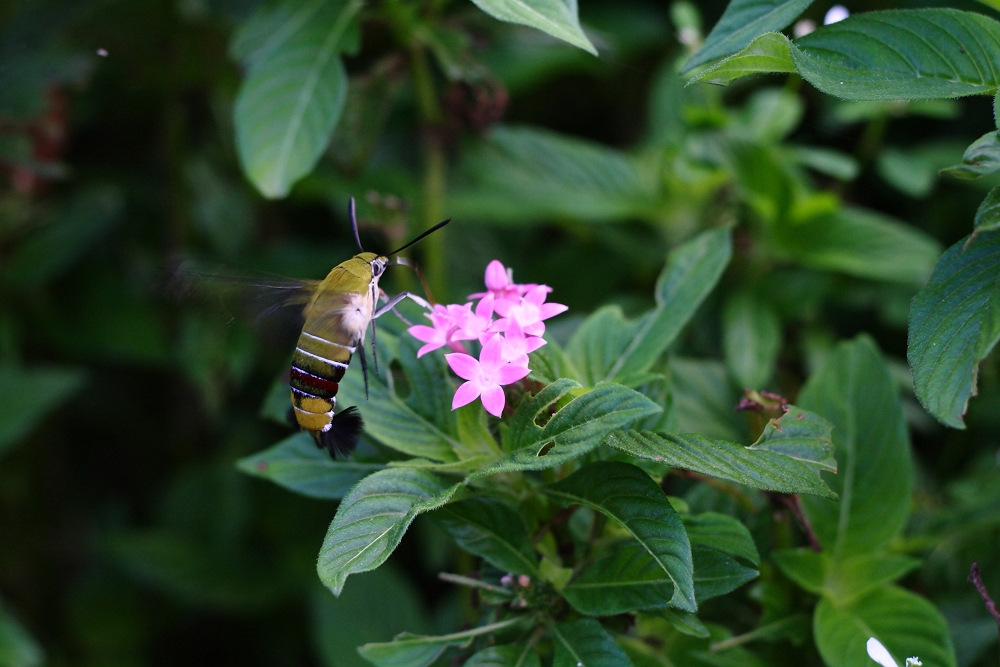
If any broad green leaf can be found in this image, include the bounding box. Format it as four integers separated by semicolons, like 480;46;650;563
877;143;966;198
468;381;660;480
790;146;859;181
798;337;913;559
230;0;329;66
551;619;634;667
735;89;804;144
657;609;710;638
434;497;539;576
940;131;1000;180
791;9;1000;101
722;289;781;389
464;645;541;667
236;432;384;500
683;512;759;567
468;0;597;55
358;618;525;667
693;32;794;86
973;185;1000;236
396;334;459;437
604;227;732;381
669;358;746;442
546;462;696;611
0;366;85;456
234;0;360;198
563;542;678;615
748;405;836;473
312;567;430;667
691;547;759;602
448;126;657;225
338;362;459;462
0;602;43;667
606;431;836;499
3;185;123;288
814;586;956;667
567;229;731;385
907;230;1000;428
318;469;459;596
682;0;813;73
771;206;941;284
773;548;920;603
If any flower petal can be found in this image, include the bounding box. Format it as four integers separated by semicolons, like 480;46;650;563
479;334;504;370
524;285;548;306
866;638;899;667
524;336;547;354
493;299;514;317
446;353;480;380
452;381;482;410
417;342;443;358
539;303;568;320
480;384;506;417
485;260;509;291
524;322;545;336
497;363;531;385
475;292;495;319
408;325;439;343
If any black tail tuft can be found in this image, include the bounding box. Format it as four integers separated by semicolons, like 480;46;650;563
315;406;364;458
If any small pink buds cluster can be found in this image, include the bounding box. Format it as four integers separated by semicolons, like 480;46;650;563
407;260;567;417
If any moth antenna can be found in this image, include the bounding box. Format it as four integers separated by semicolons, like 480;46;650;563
387;218;451;256
350;197;364;252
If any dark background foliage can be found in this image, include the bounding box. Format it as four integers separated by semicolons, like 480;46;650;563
1;0;998;665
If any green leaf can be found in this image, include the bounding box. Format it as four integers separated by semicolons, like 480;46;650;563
772;549;826;594
669;358;746;442
550;619;634;667
722;289;781;389
691;547;759;602
798;337;913;558
0;602;43;667
3;185;123;288
358;618;525;667
434;497;539;576
338;361;459;462
230;0;329;66
312;566;430;667
566;229;731;385
0;366;85;456
940;131;1000;180
317;469;460;596
468;381;660;480
771;206;941;284
790;146;859;181
468;0;597;56
823;553;921;605
682;0;813;73
448;126;657;225
657;609;710;638
604;228;732;382
464;645;541;667
908;230;1000;428
234;0;361;198
562;542;678;615
546;462;696;611
236;432;384;500
791;9;1000;101
748;405;836;473
606;431;836;499
814;586;956;667
683;512;760;567
693;32;794;86
974;185;1000;236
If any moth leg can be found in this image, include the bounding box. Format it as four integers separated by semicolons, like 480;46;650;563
369;317;379;377
374;291;431;319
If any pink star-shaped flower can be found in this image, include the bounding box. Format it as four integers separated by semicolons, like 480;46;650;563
446;334;530;417
493;285;567;336
499;318;546;366
452;293;495;342
408;312;456;358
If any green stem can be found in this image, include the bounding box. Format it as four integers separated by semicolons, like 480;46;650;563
438;572;513;596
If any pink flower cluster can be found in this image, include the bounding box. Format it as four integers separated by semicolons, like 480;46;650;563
408;260;567;417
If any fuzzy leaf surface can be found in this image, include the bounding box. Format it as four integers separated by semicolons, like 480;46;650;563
468;0;596;55
693;32;795;85
546;462;695;611
318;469;459;596
908;230;1000;428
551;619;634;667
358;618;525;667
434;497;538;576
236;432;383;500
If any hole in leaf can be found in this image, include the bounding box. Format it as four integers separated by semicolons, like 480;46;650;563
536;440;555;457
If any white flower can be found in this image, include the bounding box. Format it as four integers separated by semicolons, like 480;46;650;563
866;637;922;667
794;19;816;37
824;5;850;24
